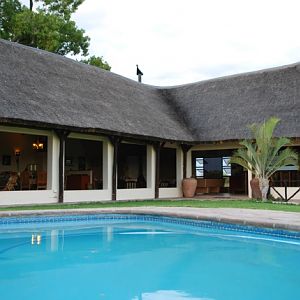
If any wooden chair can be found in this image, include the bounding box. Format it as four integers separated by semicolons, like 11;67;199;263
160;181;169;188
0;172;10;190
37;171;47;190
125;178;137;189
3;173;18;191
20;170;30;190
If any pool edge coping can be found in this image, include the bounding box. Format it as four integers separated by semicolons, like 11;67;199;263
0;207;300;232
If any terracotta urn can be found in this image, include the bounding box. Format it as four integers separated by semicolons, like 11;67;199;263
250;177;262;199
182;178;197;198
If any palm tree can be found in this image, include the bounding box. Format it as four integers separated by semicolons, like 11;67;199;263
231;117;298;201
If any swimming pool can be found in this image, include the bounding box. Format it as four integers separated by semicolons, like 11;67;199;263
0;214;299;300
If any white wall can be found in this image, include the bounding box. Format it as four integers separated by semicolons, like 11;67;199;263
186;149;192;178
64;190;112;202
248;170;252;198
0;190;57;205
270;187;300;201
47;134;59;193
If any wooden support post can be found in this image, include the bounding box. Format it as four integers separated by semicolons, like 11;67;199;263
153;142;166;199
109;136;121;201
284;181;288;201
181;144;193;179
154;142;161;199
55;130;69;203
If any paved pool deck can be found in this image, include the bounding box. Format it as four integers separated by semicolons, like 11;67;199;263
0;207;300;232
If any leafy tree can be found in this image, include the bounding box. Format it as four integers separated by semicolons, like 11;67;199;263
0;0;111;69
12;9;62;53
81;55;111;71
231;117;298;201
37;0;84;20
1;0;90;56
0;0;22;40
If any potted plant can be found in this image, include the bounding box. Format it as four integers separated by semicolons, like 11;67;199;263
182;177;197;198
231;117;298;201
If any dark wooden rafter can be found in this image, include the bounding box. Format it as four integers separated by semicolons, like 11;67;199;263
0;118;195;146
109;136;122;201
181;144;193;179
55;130;70;203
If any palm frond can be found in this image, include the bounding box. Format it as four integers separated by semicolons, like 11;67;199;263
265;137;291;171
230;156;252;172
238;140;261;175
266;149;298;177
231;117;298;181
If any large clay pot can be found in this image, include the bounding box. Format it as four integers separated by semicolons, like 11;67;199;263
250;177;262;199
182;178;197;198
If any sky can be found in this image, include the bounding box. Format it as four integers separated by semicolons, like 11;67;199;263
22;0;300;86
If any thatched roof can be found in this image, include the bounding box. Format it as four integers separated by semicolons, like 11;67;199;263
164;64;300;141
0;39;193;142
0;38;299;142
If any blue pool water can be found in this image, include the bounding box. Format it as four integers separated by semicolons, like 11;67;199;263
0;214;300;300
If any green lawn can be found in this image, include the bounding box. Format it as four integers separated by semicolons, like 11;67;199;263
0;199;299;212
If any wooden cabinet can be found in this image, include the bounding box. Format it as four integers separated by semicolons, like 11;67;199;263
66;174;90;190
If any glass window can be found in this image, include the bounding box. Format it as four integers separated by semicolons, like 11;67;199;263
204;157;223;178
195;157;204;178
195;157;231;178
222;157;231;176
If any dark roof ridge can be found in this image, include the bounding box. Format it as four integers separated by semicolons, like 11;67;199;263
0;38;160;90
159;61;300;90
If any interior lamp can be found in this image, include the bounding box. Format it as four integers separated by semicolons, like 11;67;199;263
32;138;44;150
14;148;21;156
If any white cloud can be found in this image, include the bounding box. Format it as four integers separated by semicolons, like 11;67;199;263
133;289;214;300
20;0;300;85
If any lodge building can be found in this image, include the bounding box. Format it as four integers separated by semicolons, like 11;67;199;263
0;39;299;205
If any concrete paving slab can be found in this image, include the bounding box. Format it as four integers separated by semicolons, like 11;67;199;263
0;207;300;232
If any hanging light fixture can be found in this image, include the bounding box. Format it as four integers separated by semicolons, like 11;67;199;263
32;137;44;150
14;147;21;156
